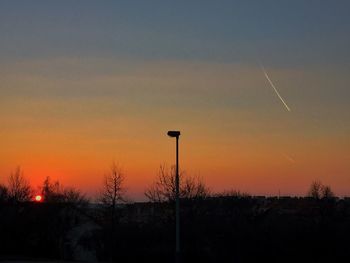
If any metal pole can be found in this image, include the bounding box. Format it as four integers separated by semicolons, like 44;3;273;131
175;136;180;262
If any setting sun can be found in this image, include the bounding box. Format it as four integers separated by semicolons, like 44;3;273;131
35;195;42;202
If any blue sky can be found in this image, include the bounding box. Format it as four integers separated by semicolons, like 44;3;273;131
1;1;350;66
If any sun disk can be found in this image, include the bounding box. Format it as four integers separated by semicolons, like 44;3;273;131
35;195;43;202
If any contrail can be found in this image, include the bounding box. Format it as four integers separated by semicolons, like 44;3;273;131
260;64;291;112
283;153;296;163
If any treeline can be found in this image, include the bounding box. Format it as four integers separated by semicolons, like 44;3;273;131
0;163;338;205
0;166;87;204
0;163;342;262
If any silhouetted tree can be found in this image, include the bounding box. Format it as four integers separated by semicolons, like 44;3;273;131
308;180;323;199
8;167;32;202
308;180;335;199
322;185;335;199
0;184;9;202
98;162;126;261
61;187;89;204
41;176;61;202
99;162;125;208
145;164;210;202
41;176;88;205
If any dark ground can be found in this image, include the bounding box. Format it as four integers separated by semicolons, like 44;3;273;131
1;197;350;262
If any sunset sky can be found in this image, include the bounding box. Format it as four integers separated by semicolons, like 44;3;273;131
1;1;349;200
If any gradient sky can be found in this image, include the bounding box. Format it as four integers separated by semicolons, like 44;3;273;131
1;1;349;200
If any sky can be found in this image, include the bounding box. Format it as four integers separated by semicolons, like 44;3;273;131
0;1;349;200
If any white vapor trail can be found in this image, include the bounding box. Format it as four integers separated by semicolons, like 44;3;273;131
283;153;296;163
260;65;291;112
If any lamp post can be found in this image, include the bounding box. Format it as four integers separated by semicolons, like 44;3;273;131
167;130;181;262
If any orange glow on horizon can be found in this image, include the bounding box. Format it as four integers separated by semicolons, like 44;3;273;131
0;62;349;199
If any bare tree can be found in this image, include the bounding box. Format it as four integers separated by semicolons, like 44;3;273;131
145;165;177;202
98;163;126;261
145;164;210;202
99;162;125;209
182;174;210;199
62;187;88;204
308;180;323;199
8;167;32;202
0;184;9;202
308;180;335;199
41;176;61;202
322;185;335;199
41;176;88;205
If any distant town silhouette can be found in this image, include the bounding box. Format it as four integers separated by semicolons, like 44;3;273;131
0;164;348;262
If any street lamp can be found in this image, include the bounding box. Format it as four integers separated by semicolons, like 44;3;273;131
167;130;181;262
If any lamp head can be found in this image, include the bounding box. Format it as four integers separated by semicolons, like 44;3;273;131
167;131;181;138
